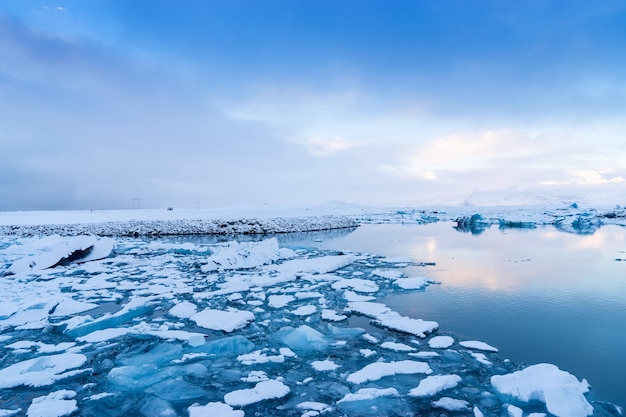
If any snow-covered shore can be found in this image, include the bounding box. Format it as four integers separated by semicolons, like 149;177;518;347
0;202;624;237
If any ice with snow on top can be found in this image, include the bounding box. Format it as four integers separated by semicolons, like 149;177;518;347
5;235;113;275
188;401;244;417
168;301;198;319
26;390;77;417
460;340;498;352
268;294;295;308
311;359;340;371
490;363;593;417
432;396;470;411
347;301;438;338
346;360;432;384
0;353;87;388
321;309;347;321
380;341;416;351
292;305;317;316
296;401;332;413
191;308;255;332
224;379;290;406
331;278;379;293
507;404;524;417
337;387;400;403
393;276;432;290
428;335;455;348
408;374;462;397
200;238;282;272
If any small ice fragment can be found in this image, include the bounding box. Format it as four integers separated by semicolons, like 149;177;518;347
408;374;462;397
337;387;399;403
471;352;492;365
168;301;197;319
280;347;297;357
347;301;438;338
360;349;376;358
268;294;295;308
362;334;378;343
297;402;332;412
139;396;177;417
241;370;269;382
188;402;244;417
237;349;285;365
0;353;87;388
428;335;454;349
224;379;290;406
279;325;328;352
191;308;254;332
346;360;432;384
331;278;379;293
0;409;22;416
292;305;317;316
432;397;470;411
311;359;340;371
201;238;281;272
393;276;430;289
27;390;77;417
187;334;206;347
460;340;498;352
473;406;485;417
507;404;523;417
380;341;415;352
372;269;404;279
321;309;347;322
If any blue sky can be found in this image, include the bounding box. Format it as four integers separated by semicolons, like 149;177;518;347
1;1;625;210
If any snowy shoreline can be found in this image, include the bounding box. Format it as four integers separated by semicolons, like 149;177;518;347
0;203;624;237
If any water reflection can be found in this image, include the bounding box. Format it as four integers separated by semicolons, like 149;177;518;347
314;222;626;407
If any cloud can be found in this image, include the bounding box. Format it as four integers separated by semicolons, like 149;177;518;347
303;136;362;157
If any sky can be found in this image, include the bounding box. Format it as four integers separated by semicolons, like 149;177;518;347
1;1;626;210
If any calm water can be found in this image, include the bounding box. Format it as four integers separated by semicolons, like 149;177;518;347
311;222;626;407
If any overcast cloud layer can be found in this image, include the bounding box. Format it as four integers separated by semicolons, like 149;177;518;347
1;1;626;210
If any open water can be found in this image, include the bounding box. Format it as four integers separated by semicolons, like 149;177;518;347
310;222;626;407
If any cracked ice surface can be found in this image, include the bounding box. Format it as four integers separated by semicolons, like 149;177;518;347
0;234;613;416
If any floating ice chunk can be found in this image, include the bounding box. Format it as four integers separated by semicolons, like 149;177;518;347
342;290;376;302
107;363;208;391
337;387;399;403
311;359;340;371
76;327;132;343
490;363;593;417
188;402;244;417
297;401;332;413
267;254;356;276
224;379;290;407
347;301;438;338
372;269;404;279
321;309;347;321
393;276;431;290
268;294;295;308
138;396;177;417
471;352;493;365
146;379;208;401
237;349;285;365
50;298;99;317
473;406;485;417
360;349;376;358
27;390;77;417
0;352;87;388
190;335;255;356
428;335;454;349
346;360;432;384
280;347;297;357
506;404;523;417
201;238;281;272
0;409;21;416
460;340;498;352
242;370;269;382
191;308;254;332
278;325;329;352
408;374;462;397
380;341;416;352
432;397;470;411
292;305;317;316
6;341;75;354
7;235;113;275
331;278;379;293
168;301;197;319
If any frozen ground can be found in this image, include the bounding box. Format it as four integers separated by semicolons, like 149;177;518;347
0;203;624;417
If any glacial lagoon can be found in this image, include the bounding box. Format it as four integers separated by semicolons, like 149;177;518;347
0;219;624;416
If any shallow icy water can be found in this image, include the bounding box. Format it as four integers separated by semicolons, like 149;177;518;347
1;223;624;417
311;222;626;406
